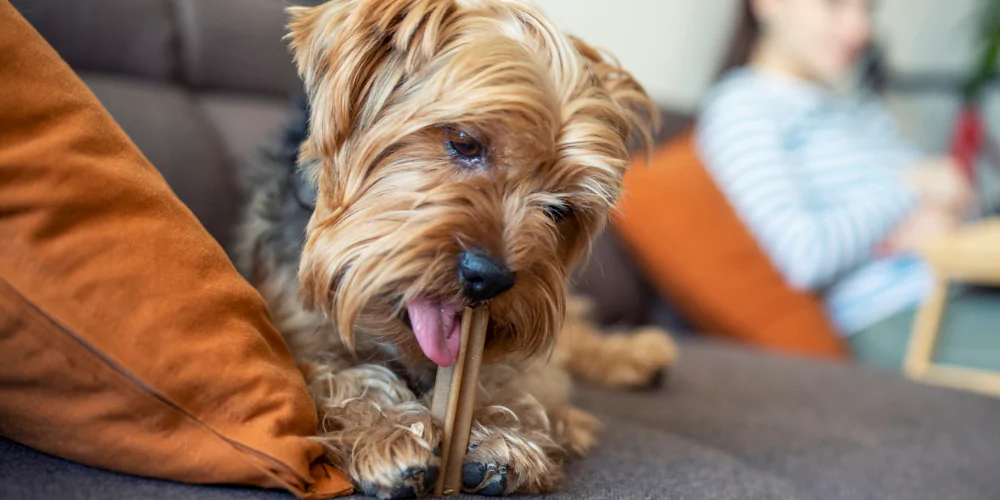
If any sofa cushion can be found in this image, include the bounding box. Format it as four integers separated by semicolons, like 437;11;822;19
0;6;348;497
614;132;848;358
12;0;175;80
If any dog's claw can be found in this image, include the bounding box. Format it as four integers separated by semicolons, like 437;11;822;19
359;465;438;500
479;477;507;496
385;484;416;500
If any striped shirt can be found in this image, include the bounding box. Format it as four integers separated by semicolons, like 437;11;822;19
695;68;933;335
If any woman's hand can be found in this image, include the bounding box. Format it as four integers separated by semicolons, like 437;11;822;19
878;158;972;255
879;204;959;256
881;158;973;256
904;157;976;216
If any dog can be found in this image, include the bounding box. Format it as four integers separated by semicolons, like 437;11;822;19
235;0;677;497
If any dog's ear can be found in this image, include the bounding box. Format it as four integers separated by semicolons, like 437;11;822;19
286;0;454;159
569;36;659;156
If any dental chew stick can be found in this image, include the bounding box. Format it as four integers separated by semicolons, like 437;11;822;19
431;306;488;496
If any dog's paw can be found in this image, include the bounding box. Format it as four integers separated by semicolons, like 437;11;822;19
602;326;677;390
461;424;563;495
357;464;439;500
560;407;601;456
348;417;441;499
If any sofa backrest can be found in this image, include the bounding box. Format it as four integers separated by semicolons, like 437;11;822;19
13;0;318;96
13;0;692;327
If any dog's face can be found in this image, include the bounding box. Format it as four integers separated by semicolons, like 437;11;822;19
289;0;654;369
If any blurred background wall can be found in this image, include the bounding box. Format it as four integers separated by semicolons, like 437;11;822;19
533;0;736;111
535;0;994;157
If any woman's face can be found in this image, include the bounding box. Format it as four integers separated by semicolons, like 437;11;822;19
753;0;873;83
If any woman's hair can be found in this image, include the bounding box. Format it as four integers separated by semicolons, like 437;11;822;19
717;0;759;78
714;1;884;90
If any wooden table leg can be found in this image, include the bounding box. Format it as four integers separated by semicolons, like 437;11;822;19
904;277;949;378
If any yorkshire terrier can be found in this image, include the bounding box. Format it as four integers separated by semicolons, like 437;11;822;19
235;0;676;498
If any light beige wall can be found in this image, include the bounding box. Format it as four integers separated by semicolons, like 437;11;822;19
535;0;1000;204
532;0;739;109
878;0;979;74
534;0;990;155
877;0;979;151
876;0;1000;204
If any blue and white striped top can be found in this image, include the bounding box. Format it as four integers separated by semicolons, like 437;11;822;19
695;68;933;335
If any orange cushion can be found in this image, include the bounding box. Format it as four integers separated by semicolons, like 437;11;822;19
0;3;349;497
614;132;848;359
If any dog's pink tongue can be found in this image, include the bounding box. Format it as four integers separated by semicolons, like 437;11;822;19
407;297;464;367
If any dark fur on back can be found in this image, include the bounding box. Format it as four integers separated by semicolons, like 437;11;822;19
235;97;312;279
232;97;361;364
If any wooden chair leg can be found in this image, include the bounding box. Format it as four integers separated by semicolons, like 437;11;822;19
904;277;949;378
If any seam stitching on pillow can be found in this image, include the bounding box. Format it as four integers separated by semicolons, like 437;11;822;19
0;276;313;492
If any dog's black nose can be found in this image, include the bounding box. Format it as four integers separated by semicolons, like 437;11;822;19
458;252;515;302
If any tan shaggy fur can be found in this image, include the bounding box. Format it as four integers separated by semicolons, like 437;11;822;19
237;0;677;497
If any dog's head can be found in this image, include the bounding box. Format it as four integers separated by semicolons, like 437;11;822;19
288;0;655;368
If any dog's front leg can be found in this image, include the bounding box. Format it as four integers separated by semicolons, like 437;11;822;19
457;363;596;496
304;363;440;499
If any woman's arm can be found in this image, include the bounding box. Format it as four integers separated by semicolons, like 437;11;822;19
696;102;917;290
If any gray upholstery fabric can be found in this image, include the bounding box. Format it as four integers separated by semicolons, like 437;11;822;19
577;342;1000;500
81;73;241;249
572;229;653;326
197;93;291;173
652;109;693;146
12;0;175;80
175;0;303;95
0;438;288;500
4;341;1000;499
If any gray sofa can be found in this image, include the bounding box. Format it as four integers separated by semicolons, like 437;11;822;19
5;1;1000;499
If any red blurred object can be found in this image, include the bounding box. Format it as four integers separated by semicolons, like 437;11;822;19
950;104;983;182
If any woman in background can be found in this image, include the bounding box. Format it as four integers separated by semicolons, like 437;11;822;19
696;0;984;370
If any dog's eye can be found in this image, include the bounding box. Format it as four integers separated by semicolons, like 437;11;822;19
444;128;484;164
545;203;574;222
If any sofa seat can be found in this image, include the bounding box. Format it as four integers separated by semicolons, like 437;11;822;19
4;340;1000;500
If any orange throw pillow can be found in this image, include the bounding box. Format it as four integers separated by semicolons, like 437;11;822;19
0;3;349;497
614;132;847;359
